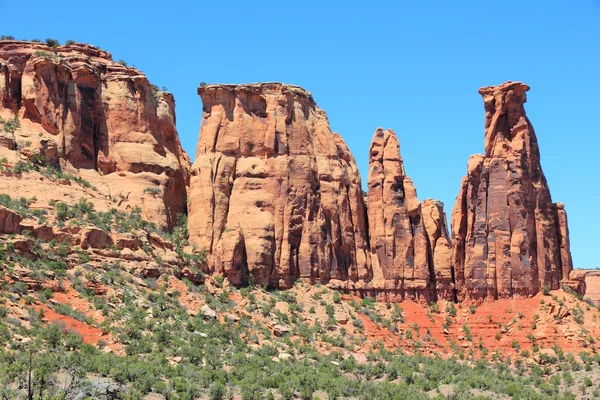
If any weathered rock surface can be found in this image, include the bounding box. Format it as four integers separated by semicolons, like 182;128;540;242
0;40;190;229
451;81;573;300
582;271;600;306
365;128;453;301
564;270;587;297
565;270;600;306
422;199;454;300
188;83;371;288
0;205;22;233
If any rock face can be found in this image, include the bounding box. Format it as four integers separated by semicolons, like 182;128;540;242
366;128;453;301
421;199;454;300
188;83;370;288
451;82;573;300
582;271;600;306
0;205;22;233
0;40;190;229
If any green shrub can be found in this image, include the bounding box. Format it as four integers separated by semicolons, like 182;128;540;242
45;38;60;47
143;186;162;195
209;382;226;400
542;285;551;296
1;115;20;133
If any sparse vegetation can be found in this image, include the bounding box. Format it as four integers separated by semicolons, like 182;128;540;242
143;186;162;195
0;115;20;133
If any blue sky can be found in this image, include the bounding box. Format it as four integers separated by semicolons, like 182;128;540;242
2;0;599;269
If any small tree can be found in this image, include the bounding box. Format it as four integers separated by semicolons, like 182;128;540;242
209;382;226;400
45;38;60;48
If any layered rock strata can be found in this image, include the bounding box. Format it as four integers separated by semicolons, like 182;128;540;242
365;128;453;301
188;83;371;288
451;81;573;300
0;40;190;229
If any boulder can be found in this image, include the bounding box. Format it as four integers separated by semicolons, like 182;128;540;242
0;205;21;233
81;227;112;249
200;304;217;319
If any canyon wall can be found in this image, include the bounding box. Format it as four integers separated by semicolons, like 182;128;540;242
0;40;189;229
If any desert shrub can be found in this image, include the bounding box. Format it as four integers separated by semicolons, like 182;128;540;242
143;186;162;195
542;285;551;295
45;38;60;47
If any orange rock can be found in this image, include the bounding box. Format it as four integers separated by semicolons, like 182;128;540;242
81;227;112;249
422;199;454;300
366;128;454;301
0;205;22;233
188;83;370;288
0;41;190;229
583;271;600;306
451;81;573;300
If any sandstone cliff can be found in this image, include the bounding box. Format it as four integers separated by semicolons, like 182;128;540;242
188;83;371;288
451;81;573;300
0;40;190;229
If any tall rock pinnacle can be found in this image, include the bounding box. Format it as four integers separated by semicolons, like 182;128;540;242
367;128;431;298
451;81;573;300
366;128;454;301
188;83;371;288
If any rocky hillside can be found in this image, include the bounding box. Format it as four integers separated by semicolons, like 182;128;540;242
0;39;190;230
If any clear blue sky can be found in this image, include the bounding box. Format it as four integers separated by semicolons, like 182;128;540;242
2;0;599;269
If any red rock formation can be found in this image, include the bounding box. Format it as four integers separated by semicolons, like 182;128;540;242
555;203;573;279
0;40;189;229
366;128;431;299
564;270;587;297
582;271;600;306
565;270;600;306
365;128;453;301
422;199;454;300
188;83;370;288
451;81;573;300
0;205;22;233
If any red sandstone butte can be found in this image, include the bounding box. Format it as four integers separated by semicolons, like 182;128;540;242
188;83;371;288
451;81;573;301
